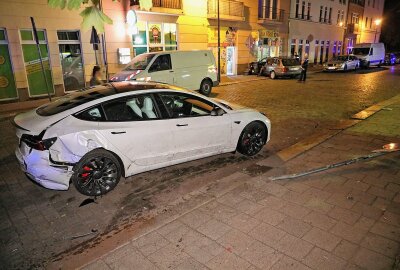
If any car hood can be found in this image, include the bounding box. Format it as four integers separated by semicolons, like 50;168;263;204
212;98;254;111
327;60;346;65
13;108;70;135
109;70;139;82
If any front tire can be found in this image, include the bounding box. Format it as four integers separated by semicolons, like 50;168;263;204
72;149;121;196
200;79;212;96
237;122;267;156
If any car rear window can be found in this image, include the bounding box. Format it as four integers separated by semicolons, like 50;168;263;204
281;59;300;66
36;84;116;116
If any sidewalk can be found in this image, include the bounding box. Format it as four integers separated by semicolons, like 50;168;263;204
75;99;400;269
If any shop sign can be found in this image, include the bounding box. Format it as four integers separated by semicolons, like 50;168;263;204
259;29;279;38
118;48;131;64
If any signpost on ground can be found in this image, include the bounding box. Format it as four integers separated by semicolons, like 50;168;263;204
30;17;51;102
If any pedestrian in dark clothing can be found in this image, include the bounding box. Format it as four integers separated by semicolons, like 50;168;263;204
89;65;102;86
299;54;309;82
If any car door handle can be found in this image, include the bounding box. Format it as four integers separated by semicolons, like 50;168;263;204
176;124;188;127
169;70;174;73
111;131;126;134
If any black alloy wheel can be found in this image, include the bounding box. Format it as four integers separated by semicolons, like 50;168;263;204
237;122;267;156
72;149;121;196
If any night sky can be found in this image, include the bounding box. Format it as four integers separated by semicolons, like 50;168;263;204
381;0;400;51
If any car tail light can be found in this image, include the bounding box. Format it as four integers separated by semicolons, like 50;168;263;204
21;134;57;151
282;67;288;72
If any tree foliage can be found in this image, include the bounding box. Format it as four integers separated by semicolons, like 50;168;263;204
47;0;119;33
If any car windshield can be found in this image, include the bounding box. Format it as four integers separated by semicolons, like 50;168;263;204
281;58;300;66
352;48;370;55
123;54;155;71
333;56;348;61
36;84;116;116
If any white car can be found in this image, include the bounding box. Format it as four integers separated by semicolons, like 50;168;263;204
323;55;360;71
13;82;271;196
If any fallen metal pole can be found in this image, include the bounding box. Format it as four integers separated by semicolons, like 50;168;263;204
270;143;399;181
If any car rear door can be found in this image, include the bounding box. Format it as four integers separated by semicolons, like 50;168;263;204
155;92;232;161
97;93;174;167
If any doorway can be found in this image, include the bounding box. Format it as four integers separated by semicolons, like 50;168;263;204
226;46;236;76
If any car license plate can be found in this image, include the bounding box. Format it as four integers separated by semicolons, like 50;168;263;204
290;68;299;71
328;67;336;70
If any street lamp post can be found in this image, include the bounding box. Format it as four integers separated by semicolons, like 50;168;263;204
217;0;221;82
374;19;382;43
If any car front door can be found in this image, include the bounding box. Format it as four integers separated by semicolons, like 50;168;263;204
155;92;232;161
98;93;174;168
147;54;174;85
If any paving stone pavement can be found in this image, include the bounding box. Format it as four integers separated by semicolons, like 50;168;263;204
81;100;400;269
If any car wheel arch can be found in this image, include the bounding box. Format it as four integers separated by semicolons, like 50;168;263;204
236;120;269;148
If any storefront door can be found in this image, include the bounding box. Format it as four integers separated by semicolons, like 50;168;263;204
226;46;236;76
20;29;54;97
0;28;17;100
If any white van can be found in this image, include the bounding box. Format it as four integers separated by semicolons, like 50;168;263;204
352;43;385;68
110;50;219;96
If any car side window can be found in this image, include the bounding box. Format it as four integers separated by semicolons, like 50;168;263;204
157;93;215;118
102;94;159;121
266;58;273;65
75;106;105;121
149;54;172;72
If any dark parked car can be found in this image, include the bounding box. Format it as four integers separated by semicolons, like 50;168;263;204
384;53;396;66
248;57;267;75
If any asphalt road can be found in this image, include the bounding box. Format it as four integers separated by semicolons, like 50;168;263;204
0;65;399;268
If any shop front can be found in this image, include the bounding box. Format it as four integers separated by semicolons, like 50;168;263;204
132;20;178;56
256;29;281;60
208;26;237;76
0;28;17;101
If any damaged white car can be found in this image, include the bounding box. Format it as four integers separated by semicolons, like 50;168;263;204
13;82;271;196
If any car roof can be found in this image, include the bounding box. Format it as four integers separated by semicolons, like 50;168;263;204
110;81;188;94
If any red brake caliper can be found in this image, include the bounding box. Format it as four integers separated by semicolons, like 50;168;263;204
81;166;91;181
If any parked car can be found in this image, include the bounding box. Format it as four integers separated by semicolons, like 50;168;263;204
351;43;385;68
393;52;400;64
248;57;267;75
259;57;302;79
110;50;218;96
384;53;396;65
13;82;271;196
323;55;360;71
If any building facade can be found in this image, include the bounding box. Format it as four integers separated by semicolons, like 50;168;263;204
360;0;384;43
287;0;348;64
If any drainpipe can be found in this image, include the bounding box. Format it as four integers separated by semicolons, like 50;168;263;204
217;0;221;82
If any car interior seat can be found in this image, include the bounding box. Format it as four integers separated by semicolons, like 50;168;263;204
141;97;157;119
126;99;143;119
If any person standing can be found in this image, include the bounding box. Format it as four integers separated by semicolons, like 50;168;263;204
89;65;102;86
299;54;309;82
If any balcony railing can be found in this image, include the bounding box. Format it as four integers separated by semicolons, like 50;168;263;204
293;13;312;21
347;23;360;34
208;0;245;18
130;0;182;9
258;7;285;22
152;0;182;9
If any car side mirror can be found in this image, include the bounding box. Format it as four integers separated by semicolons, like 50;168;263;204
211;108;225;116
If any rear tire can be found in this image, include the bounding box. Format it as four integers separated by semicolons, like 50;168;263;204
200;79;212;96
72;149;121;196
237;122;267;156
270;71;276;80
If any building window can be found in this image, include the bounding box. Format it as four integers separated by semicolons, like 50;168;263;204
295;0;300;18
341;10;344;22
338;41;342;55
298;39;304;60
365;17;368;27
325;41;330;62
314;40;319;64
370;18;373;28
57;30;85;91
133;22;178;56
301;1;305;19
290;39;296;57
0;28;18;100
337;10;340;24
319;6;323;22
333;41;337;57
307;3;311;20
328;8;332;23
351;13;359;24
320;40;325;64
373;0;375;8
324;7;328;23
19;29;54;97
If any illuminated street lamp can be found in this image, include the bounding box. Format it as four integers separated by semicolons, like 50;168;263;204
374;19;382;43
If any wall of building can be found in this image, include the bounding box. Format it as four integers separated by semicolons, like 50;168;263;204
288;0;348;63
360;0;384;43
0;0;131;103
